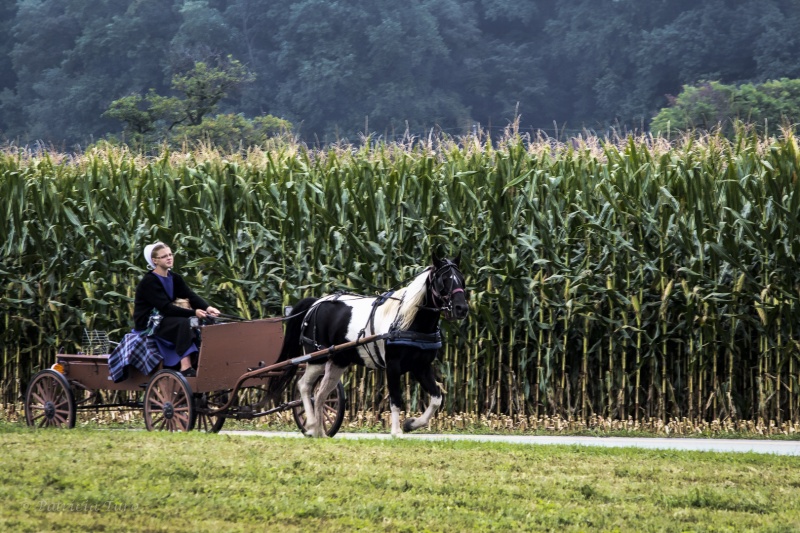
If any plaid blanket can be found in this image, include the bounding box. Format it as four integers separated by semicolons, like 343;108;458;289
108;332;162;383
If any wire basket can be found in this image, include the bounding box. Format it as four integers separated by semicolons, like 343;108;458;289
82;329;110;355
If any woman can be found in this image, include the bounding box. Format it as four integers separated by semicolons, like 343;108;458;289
133;242;220;377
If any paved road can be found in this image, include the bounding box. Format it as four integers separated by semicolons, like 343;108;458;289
221;430;800;456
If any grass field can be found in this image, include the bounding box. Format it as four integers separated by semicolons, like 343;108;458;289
2;424;800;532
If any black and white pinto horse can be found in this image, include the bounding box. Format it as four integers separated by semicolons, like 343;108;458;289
278;254;468;437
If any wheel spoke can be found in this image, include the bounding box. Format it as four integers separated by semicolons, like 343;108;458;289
53;399;70;410
164;378;177;398
48;378;58;401
174;412;189;428
41;380;51;401
148;399;165;411
172;397;189;409
31;391;46;406
144;373;196;432
152;385;167;406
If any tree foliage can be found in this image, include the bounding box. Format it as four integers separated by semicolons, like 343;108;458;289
170;58;254;127
651;79;800;135
103;57;285;147
173;113;291;147
1;0;800;145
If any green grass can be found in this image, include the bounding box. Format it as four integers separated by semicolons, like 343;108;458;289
2;425;800;532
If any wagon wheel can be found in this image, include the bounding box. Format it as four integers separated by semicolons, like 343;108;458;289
24;369;76;429
193;390;230;433
143;370;195;432
292;377;346;437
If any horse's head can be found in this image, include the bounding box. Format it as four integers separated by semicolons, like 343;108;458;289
429;253;468;320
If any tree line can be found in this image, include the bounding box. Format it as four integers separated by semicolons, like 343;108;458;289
2;0;800;147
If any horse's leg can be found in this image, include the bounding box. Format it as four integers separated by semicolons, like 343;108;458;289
308;360;348;438
403;362;442;433
385;360;405;437
297;362;325;437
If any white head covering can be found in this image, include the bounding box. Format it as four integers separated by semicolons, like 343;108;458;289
144;243;159;270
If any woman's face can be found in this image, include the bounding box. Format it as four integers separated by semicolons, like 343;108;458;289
153;247;174;270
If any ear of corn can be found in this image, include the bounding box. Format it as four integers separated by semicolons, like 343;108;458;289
2;130;800;424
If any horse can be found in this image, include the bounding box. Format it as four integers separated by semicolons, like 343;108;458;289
277;254;468;437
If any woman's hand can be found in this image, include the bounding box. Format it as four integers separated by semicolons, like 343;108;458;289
195;306;220;319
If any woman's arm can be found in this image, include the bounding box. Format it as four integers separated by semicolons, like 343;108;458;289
172;274;214;315
140;274;195;318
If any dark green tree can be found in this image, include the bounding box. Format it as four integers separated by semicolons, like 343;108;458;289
4;0;800;144
2;0;182;145
0;1;18;136
751;1;800;81
258;0;479;139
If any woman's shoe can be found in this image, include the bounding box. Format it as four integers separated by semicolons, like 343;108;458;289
180;368;197;377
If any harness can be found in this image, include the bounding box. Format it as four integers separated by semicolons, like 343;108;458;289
299;291;403;369
385;328;442;350
299;292;346;352
298;263;463;367
358;290;397;369
419;261;466;319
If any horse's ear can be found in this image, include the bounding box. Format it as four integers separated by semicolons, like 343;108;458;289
432;250;441;267
453;252;461;266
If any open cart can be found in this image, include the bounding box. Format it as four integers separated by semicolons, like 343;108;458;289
23;319;379;435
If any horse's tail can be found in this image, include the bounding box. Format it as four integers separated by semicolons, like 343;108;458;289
267;297;318;398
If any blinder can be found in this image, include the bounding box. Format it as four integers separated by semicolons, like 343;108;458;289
428;260;466;319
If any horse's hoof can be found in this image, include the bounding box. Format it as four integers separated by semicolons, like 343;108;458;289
402;418;417;433
305;425;324;438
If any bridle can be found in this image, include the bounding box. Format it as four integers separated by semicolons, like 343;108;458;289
424;261;466;319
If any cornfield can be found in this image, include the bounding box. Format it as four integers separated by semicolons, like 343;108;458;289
2;128;800;426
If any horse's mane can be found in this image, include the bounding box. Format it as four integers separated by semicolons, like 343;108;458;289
377;267;430;331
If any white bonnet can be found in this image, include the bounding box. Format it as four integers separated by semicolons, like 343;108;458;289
143;243;160;270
